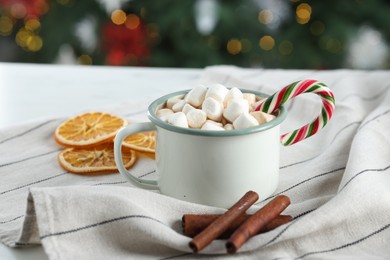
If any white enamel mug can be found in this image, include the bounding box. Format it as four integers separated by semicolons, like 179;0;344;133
114;89;286;208
114;81;335;208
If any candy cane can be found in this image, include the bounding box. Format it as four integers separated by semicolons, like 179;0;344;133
254;79;335;146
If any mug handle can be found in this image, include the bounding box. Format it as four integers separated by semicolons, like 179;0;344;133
114;122;159;189
254;79;335;146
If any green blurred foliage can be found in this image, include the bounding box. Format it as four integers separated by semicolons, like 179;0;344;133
0;0;389;69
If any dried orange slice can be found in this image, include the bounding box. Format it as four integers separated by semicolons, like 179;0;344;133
123;131;156;153
136;151;156;160
58;142;137;174
54;112;127;148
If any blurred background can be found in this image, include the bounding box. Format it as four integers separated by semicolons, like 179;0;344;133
0;0;389;69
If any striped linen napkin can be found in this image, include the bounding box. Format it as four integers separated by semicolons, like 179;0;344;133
1;67;389;259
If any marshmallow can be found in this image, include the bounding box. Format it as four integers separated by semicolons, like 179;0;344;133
202;97;224;121
224;123;234;130
223;99;249;122
158;86;274;131
250;111;276;124
156;108;174;122
224;87;243;107
168;112;189;128
182;104;195;114
201;121;225;131
172;99;187;112
185;85;207;107
205;119;223;127
233;113;259;130
156;108;173;117
166;96;182;109
186;109;207;129
205;83;229;103
243;93;256;107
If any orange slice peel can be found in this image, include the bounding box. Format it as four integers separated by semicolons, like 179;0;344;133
58;142;137;174
54;112;127;148
123;131;156;153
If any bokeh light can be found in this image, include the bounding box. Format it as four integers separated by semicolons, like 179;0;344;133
326;38;342;53
146;23;161;45
258;10;273;25
25;19;41;31
227;38;242;55
279;40;293;55
111;9;127;25
16;28;31;47
319;36;342;54
296;3;312;24
140;7;146;18
26;35;43;51
36;2;49;16
125;14;140;30
10;3;27;19
0;16;13;36
259;35;275;51
78;54;92;65
310;20;325;35
15;27;43;52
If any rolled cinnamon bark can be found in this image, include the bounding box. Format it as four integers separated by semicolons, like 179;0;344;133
226;195;291;254
189;191;259;253
183;214;292;239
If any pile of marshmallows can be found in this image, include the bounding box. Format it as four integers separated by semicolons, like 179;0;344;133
156;84;276;131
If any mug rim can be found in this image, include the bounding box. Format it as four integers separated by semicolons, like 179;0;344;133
148;88;287;136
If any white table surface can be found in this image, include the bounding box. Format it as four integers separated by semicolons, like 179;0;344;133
0;62;201;259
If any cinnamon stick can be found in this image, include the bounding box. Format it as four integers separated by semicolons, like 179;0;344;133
226;195;291;254
189;191;259;253
182;214;292;239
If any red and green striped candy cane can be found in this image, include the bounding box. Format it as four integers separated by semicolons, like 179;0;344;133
254;79;335;146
